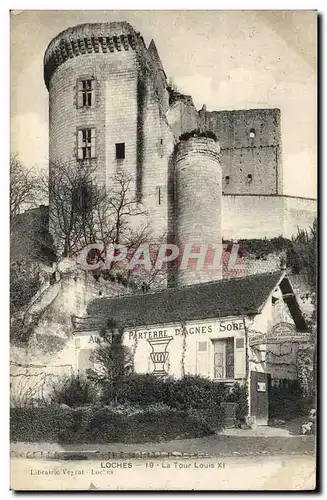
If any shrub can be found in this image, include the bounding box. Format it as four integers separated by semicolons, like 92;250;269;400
167;375;228;410
85;408;127;443
191;404;226;431
179;129;218;142
226;382;249;422
101;373;169;406
87;323;133;401
11;407;74;442
126;407;214;442
269;379;310;420
100;374;228;414
10;405;214;444
50;374;97;408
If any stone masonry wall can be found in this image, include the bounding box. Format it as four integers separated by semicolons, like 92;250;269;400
284;196;317;237
202;108;282;196
222;194;316;240
49;49;139;191
135;59;175;241
167;99;201;139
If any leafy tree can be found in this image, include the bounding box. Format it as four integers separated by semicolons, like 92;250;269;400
287;219;317;290
10;261;40;315
286;220;317;399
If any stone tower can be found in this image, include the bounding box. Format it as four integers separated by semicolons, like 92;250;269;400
43;22;173;244
171;136;222;287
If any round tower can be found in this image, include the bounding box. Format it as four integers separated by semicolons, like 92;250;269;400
44;22;147;195
44;22;173;253
173;136;222;286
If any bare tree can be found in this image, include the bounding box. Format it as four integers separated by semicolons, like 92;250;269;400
10;154;41;221
47;160;150;259
46;159;100;256
126;234;168;291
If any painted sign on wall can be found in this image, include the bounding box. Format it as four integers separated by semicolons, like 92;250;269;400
127;320;245;341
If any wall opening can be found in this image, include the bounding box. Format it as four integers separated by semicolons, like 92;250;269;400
116;143;125;160
156;186;162;205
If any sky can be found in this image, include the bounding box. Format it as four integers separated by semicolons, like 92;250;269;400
10;10;317;198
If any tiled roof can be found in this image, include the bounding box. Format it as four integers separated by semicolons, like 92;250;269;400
85;271;284;329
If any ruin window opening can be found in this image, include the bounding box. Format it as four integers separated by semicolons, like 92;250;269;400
116;143;125;160
225;175;230;184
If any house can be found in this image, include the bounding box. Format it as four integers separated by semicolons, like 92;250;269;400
72;271;311;424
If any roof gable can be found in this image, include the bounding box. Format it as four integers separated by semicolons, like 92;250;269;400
278;276;307;331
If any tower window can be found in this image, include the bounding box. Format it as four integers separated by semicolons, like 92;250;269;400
77;79;95;108
77;128;96;159
247;174;253;183
249;128;256;139
116;143;125;160
225;175;230;184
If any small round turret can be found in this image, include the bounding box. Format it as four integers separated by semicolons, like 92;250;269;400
173;135;222;286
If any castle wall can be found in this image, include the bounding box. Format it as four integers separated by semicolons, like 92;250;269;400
167;99;201;139
220;146;279;195
44;23;316;253
283;196;317;237
222;195;284;239
222;195;316;240
243;252;285;276
202;109;282;195
135;66;174;240
103;55;138;190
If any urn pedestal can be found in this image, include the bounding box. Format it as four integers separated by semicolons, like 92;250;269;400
147;337;173;376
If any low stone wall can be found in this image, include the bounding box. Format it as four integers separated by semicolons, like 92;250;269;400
222;195;316;240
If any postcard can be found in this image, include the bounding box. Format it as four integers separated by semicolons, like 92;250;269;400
10;9;317;491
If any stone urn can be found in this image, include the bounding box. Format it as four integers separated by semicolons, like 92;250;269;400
147;336;173;376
